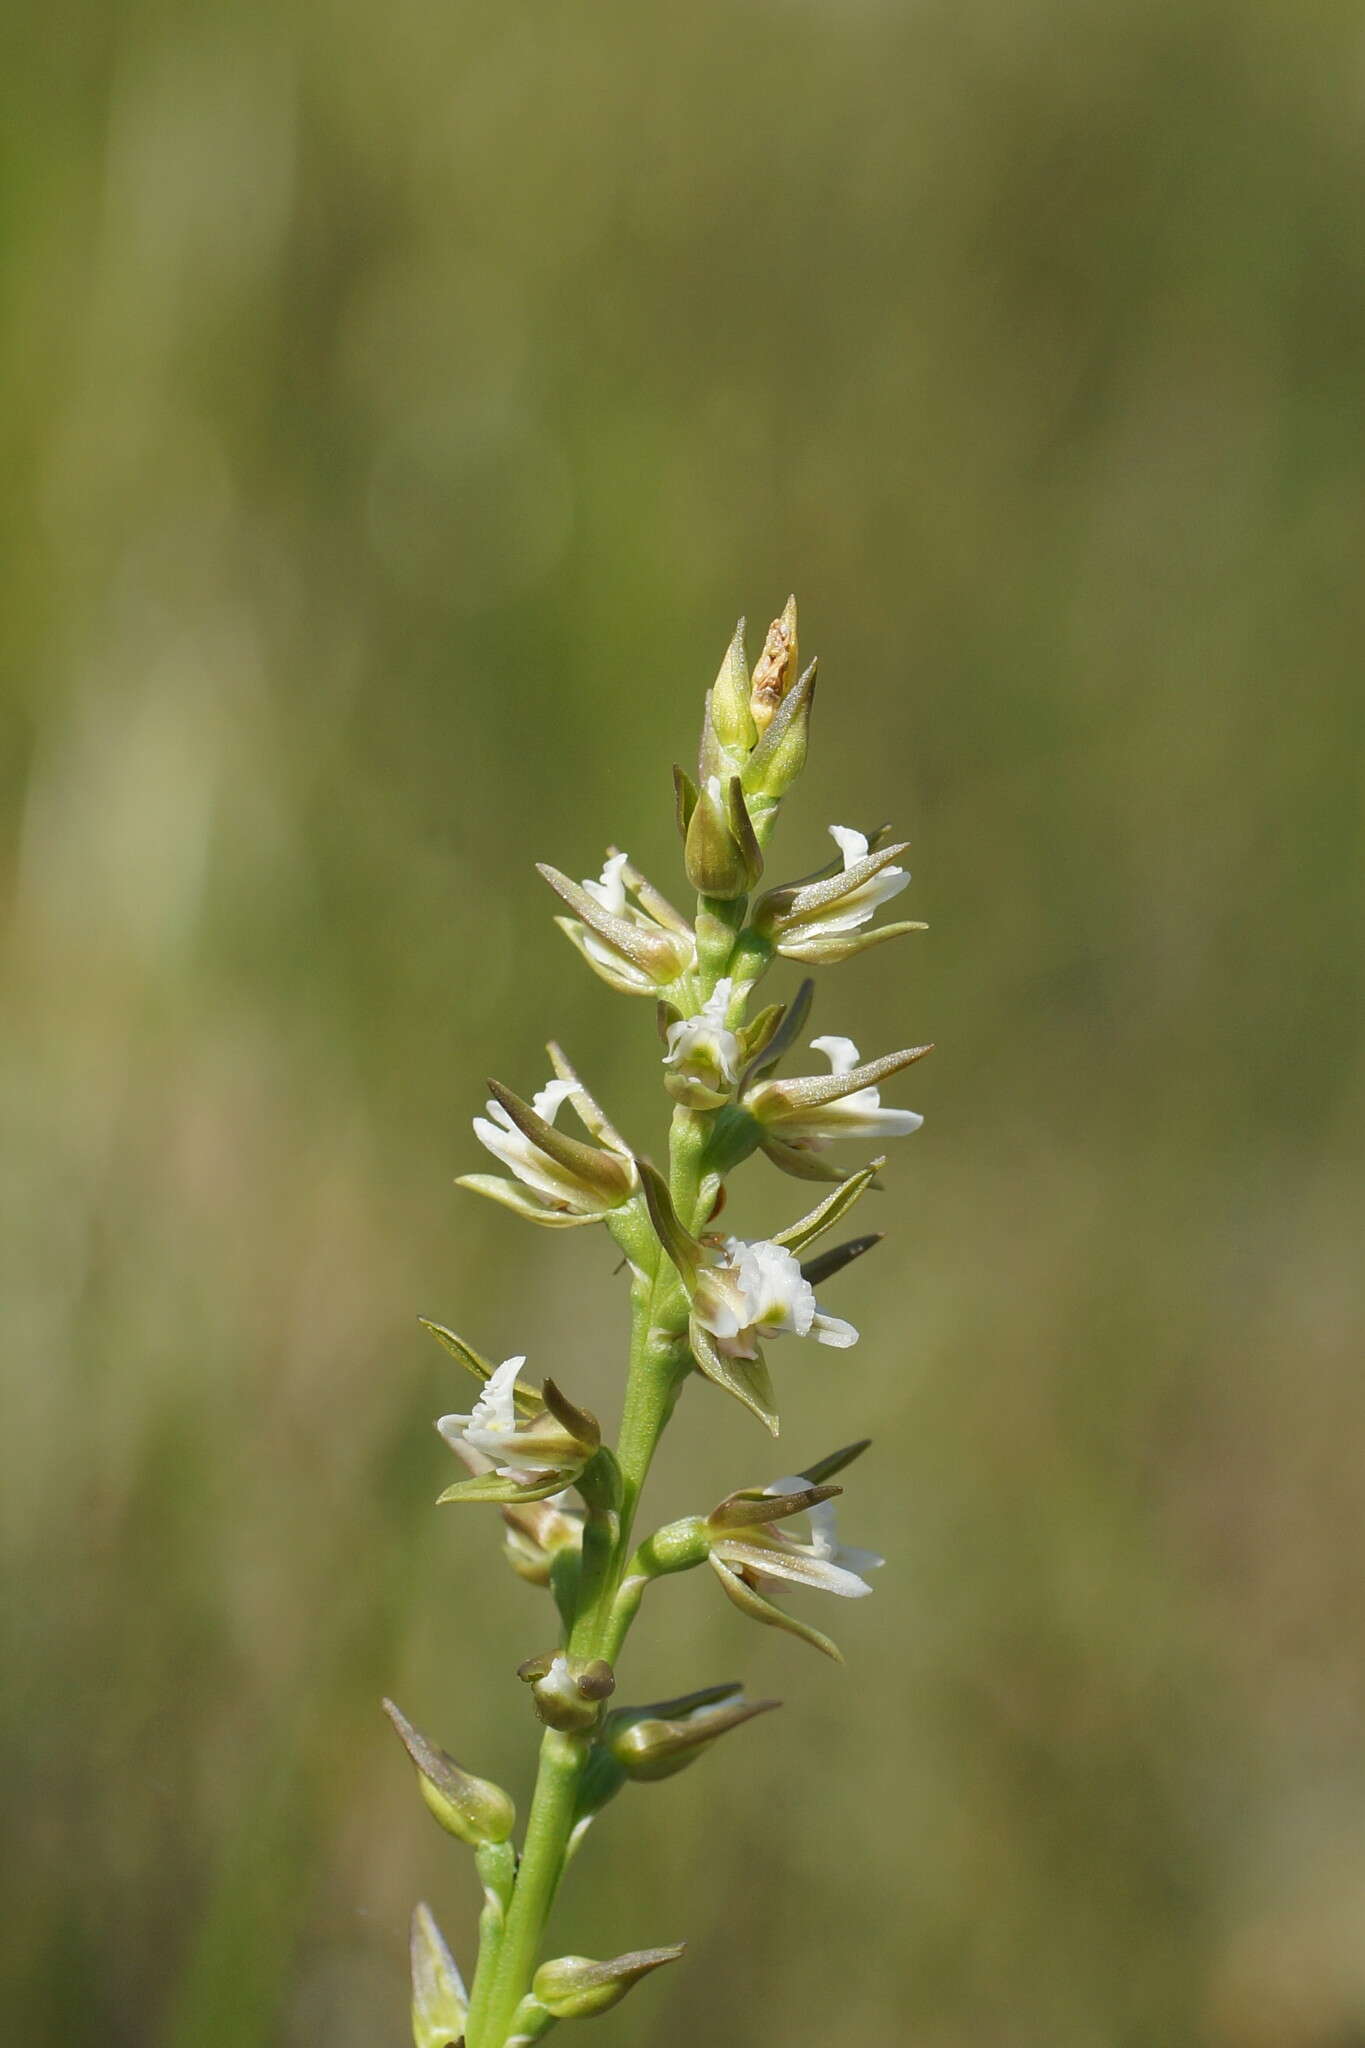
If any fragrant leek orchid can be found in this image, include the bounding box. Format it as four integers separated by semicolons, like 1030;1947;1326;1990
383;599;933;2048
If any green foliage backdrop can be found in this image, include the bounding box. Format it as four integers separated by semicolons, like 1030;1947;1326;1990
3;2;1364;2042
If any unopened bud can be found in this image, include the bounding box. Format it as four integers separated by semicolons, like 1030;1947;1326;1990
383;1699;516;1846
684;776;760;900
410;1902;467;2048
606;1682;779;1782
517;1651;616;1731
709;619;757;756
532;1945;685;2020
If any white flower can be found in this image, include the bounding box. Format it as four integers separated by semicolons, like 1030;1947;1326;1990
711;1482;883;1600
818;827;910;936
662;978;741;1098
438;1357;538;1480
532;1653;581;1716
582;850;631;916
693;1236;858;1358
438;1359;595;1489
765;1480;884;1591
763;825;913;964
540;850;696;996
469;1075;635;1219
758;1034;924;1149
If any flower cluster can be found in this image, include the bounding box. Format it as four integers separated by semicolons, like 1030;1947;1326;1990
387;600;931;2048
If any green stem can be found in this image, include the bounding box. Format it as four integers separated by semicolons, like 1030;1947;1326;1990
465;962;737;2045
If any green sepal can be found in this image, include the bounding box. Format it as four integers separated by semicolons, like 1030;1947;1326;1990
611;851;693;936
743;654;817;800
688;1316;779;1435
755;1046;931;1113
755;838;910;932
710;617;756;753
545;1040;631;1152
799;1437;872;1486
455;1173;609;1227
725;776;764;887
737;977;814;1091
636;1157;701;1284
737;1002;785;1065
758;1137;859;1183
707;1554;843;1662
485;1078;635;1201
672;765;698;841
540;1378;601;1453
707;1481;841;1531
779;919;927;965
437;1468;578;1506
537;864;692;980
769;1158;884;1254
801;1232;883;1287
419;1320;541;1418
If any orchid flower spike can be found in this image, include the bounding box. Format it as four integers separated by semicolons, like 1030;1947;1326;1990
386;600;931;2041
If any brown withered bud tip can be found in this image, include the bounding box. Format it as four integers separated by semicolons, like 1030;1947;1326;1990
749;597;798;732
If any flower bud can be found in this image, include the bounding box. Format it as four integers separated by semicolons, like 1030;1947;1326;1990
532;1946;685;2020
517;1651;617;1731
383;1699;516;1845
709;618;758;757
683;776;762;900
409;1902;467;2048
605;1682;779;1782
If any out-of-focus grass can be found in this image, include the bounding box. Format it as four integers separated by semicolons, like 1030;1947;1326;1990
3;2;1364;2043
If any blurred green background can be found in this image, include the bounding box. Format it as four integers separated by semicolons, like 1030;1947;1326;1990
4;1;1364;2042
